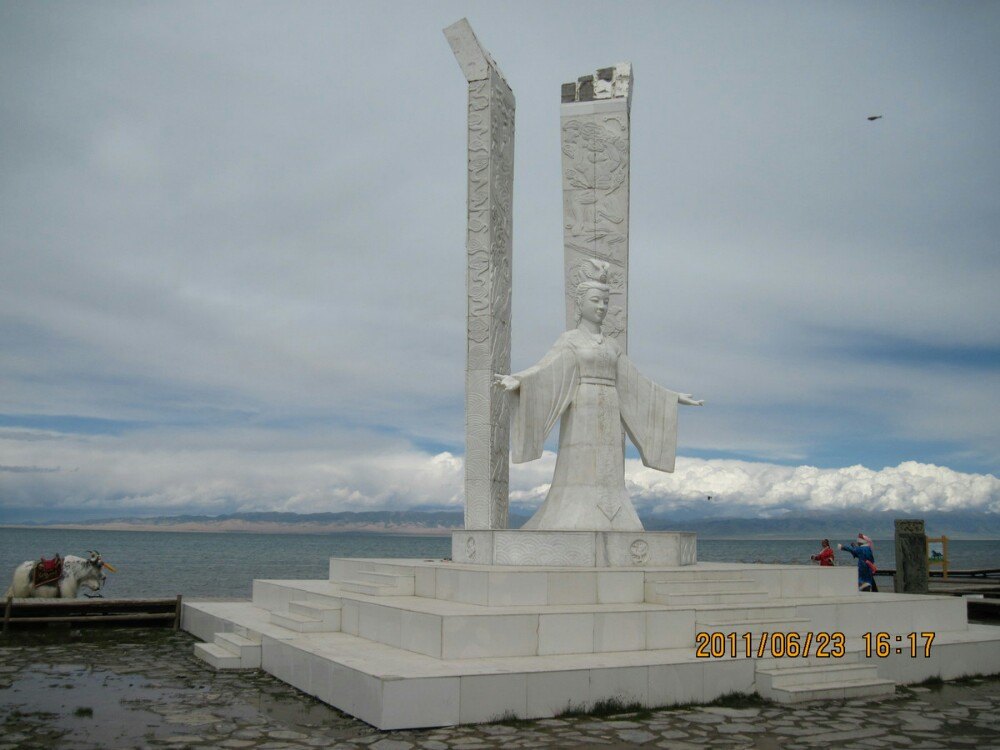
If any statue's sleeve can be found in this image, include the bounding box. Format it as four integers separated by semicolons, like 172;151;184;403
510;335;578;463
616;354;679;472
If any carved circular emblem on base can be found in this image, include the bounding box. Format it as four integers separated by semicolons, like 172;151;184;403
466;536;477;561
629;539;650;565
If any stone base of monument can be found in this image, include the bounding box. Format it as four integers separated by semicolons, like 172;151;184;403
185;551;1000;730
452;529;696;567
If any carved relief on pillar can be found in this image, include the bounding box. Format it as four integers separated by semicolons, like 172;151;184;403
895;519;926;536
466;77;493;374
487;69;514;531
561;63;632;351
447;19;514;530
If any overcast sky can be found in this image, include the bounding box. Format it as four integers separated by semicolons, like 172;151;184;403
1;1;998;522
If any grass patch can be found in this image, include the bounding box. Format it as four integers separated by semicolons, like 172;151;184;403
707;691;770;708
490;709;534;727
939;671;1000;686
648;690;771;713
73;707;93;718
911;673;997;688
498;690;774;726
555;697;653;720
4;709;58;722
904;672;1000;693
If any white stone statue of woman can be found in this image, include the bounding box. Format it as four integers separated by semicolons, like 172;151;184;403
494;259;703;531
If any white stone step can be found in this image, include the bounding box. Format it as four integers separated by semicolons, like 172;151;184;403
358;570;406;584
340;579;395;596
270;610;335;632
755;649;861;670
214;632;262;667
647;569;754;583
339;597;700;659
194;641;245;670
648;588;770;606
329;559;417;584
649;578;754;594
692;605;797;623
757;663;882;690
410;565;645;606
229;624;261;643
340;577;414;596
696;616;812;636
253;579;345;614
289;600;342;629
760;676;896;703
352;570;415;595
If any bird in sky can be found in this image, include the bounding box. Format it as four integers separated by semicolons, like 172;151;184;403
867;115;883;121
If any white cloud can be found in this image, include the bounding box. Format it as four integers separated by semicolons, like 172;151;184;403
1;427;996;521
625;458;1000;517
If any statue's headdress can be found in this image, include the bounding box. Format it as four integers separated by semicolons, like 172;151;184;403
570;259;611;296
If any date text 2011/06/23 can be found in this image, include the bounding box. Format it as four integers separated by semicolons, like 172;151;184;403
695;631;936;659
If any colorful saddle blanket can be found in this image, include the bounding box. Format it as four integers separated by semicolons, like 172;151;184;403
32;555;63;588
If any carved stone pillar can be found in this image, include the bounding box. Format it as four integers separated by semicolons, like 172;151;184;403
561;64;632;351
444;19;514;530
894;518;929;594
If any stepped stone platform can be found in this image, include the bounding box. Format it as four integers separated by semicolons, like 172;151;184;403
184;556;1000;730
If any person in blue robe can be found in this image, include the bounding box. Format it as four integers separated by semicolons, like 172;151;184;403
839;533;878;592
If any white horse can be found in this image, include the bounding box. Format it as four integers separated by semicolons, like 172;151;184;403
4;551;116;599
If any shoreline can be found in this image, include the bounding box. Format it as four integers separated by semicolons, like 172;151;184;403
0;522;455;536
3;523;1000;540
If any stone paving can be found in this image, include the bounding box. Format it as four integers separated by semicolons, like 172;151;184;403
1;628;999;749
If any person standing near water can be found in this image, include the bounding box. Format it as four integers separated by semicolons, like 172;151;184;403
811;539;835;566
839;533;878;591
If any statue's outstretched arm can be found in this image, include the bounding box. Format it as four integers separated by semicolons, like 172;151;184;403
617;353;704;472
506;335;579;463
494;332;573;393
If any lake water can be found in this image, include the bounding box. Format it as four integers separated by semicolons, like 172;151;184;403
2;527;997;599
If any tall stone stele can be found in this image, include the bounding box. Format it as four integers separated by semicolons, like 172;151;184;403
561;64;633;350
894;518;929;594
444;19;515;530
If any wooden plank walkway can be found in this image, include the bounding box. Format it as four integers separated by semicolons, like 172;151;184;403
2;595;182;633
875;568;1000;579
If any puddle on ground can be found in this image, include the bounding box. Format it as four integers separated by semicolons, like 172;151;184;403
0;628;373;749
906;677;1000;709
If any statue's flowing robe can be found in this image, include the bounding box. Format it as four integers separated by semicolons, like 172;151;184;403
510;329;679;531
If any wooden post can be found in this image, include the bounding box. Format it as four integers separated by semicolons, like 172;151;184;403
173;594;182;631
3;596;12;635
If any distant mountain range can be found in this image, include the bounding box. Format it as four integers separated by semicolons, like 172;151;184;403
7;508;1000;539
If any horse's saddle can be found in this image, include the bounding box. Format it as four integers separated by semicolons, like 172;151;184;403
31;555;63;588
